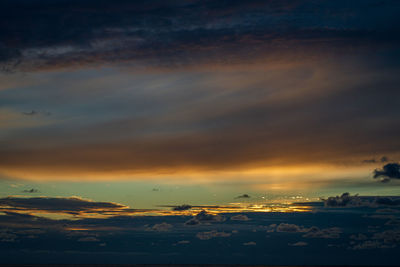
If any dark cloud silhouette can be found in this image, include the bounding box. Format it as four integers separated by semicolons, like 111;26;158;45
22;188;39;193
22;110;51;116
323;193;360;207
0;196;137;217
235;194;251;199
362;156;388;164
374;197;400;206
22;110;38;116
184;210;225;226
172;204;192;211
381;156;389;163
373;163;400;182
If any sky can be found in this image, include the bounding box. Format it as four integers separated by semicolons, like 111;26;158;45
1;0;400;265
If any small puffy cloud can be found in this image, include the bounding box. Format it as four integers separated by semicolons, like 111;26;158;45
196;230;231;240
373;163;400;182
151;222;173;232
235;194;250;199
243;241;256;246
276;223;307;233
230;214;250;221
78;237;100;242
302;226;342;239
269;223;342;238
289;241;308;246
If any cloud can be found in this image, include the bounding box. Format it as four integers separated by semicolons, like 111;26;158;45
0;196;139;218
235;194;251;199
1;0;399;72
185;210;225;226
302;226;342;239
22;110;51;116
323;193;361;207
270;223;342;238
150;222;173;232
196;230;231;240
276;223;307;233
373;163;400;182
22;189;39;193
362;156;388;164
172;204;192;211
374;197;400;206
289;241;308;246
230;214;250;221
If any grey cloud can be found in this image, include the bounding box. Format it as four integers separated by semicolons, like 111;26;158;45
271;223;342;238
276;223;307;233
150;222;173;232
196;230;231;240
302;226;342;239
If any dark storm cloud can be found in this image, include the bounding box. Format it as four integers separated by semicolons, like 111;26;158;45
373;163;400;182
1;0;400;71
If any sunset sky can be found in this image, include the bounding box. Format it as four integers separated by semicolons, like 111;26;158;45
1;0;400;265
